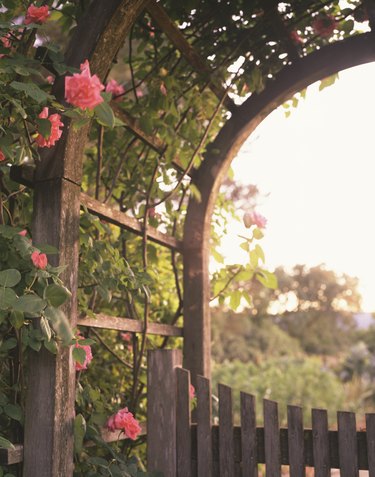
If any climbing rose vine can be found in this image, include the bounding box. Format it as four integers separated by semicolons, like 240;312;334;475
106;408;142;440
35;107;64;148
65;60;104;110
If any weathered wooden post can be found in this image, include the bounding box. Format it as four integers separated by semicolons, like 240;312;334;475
22;2;150;475
147;349;182;477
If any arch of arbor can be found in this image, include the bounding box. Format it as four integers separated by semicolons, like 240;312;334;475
3;1;375;475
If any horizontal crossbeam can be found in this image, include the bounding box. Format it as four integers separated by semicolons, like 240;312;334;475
147;1;236;112
78;313;183;337
80;193;183;252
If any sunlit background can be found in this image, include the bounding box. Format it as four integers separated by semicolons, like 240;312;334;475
221;62;375;313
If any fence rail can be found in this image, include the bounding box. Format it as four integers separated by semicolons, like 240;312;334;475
147;350;375;477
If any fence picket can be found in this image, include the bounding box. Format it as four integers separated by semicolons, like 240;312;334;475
177;368;192;477
338;411;359;477
264;399;280;477
240;392;257;477
312;409;330;477
287;405;305;477
366;413;375;477
218;384;235;477
197;375;212;477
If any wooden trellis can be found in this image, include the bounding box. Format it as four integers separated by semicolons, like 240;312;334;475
1;1;375;476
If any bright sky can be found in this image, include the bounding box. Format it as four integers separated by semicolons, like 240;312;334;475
221;61;375;312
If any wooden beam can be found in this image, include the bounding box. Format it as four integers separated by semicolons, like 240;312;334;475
147;1;235;112
147;350;182;477
183;32;375;382
80;192;183;252
190;426;370;470
78;313;183;337
112;103;164;154
22;2;151;476
0;444;23;466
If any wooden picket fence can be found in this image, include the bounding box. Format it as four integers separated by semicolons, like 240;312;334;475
147;350;375;477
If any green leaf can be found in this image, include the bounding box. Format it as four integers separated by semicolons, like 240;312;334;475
255;270;278;290
44;339;58;354
73;346;86;365
229;290;241;311
252;228;264;240
9;81;53;103
74;414;86;455
249;249;259;268
0;338;17;351
35;118;51;138
13;294;46;314
9;310;24;329
94;101;115;129
0;436;15;450
44;307;73;345
40;316;52;341
4;404;22;422
255;244;265;263
319;74;339;92
240;242;249;252
0;288;17;310
44;284;71;307
0;269;21;287
33;243;58;254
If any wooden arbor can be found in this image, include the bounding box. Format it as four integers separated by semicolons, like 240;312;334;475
3;1;375;476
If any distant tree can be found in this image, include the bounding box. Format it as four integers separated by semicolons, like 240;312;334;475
211;309;302;364
219;264;361;355
272;265;361;355
212;357;344;425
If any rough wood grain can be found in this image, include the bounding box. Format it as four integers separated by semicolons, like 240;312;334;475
288;405;305;477
80;193;183;252
190;425;370;469
264;399;281;477
147;350;182;477
218;384;235;477
147;1;235;112
78;313;183;337
0;445;23;465
23;179;80;477
177;368;192;477
196;375;212;477
366;414;375;477
338;411;359;477
240;392;257;477
367;413;375;477
312;409;330;477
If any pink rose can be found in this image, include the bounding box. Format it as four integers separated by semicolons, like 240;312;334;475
0;35;11;58
243;211;267;229
120;332;132;343
189;384;195;400
65;60;104;110
0;150;5;162
35;107;63;148
105;79;125;100
31;250;48;269
290;30;303;45
106;408;142;440
160;82;167;96
312;14;338;38
24;5;50;25
74;340;93;371
46;75;54;84
147;21;155;38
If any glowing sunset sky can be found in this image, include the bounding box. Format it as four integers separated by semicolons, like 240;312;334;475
221;61;375;312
